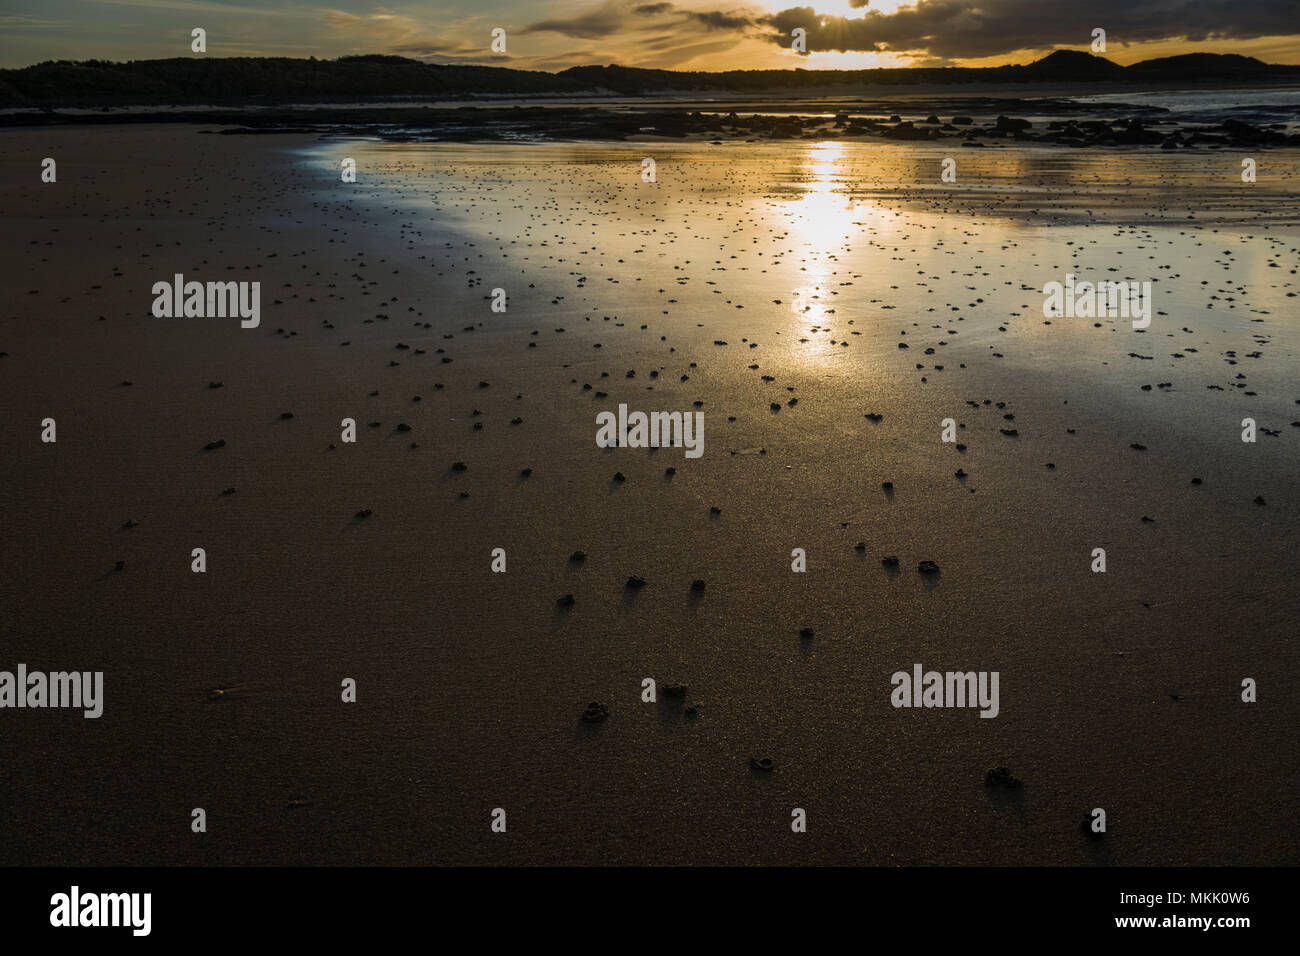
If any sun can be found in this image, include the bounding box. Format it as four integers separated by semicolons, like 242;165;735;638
798;0;911;17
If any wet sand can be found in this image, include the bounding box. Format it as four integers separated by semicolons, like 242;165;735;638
0;126;1296;865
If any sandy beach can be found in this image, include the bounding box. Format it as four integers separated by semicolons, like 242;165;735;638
0;124;1296;866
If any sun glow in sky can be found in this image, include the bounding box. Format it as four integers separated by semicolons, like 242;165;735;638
805;0;911;15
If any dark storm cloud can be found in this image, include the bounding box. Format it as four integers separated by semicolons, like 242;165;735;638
761;1;1300;58
525;1;753;39
522;0;1297;60
685;10;754;30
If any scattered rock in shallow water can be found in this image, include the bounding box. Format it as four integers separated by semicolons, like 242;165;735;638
749;756;774;772
985;766;1022;789
1080;814;1106;841
918;560;941;574
581;701;608;722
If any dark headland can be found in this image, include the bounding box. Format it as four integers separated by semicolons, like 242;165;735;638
4;51;1299;149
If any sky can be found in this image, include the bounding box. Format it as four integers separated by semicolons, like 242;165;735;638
1;0;1298;71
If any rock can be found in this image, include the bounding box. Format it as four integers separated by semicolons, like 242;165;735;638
799;627;815;640
582;701;608;722
985;766;1022;789
662;683;688;698
626;575;647;589
1080;814;1106;841
204;439;226;450
690;579;706;592
569;550;587;563
749;756;774;772
882;555;900;567
918;560;941;574
556;593;575;607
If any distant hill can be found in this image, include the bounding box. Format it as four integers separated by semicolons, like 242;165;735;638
1125;53;1279;78
2;51;1297;108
